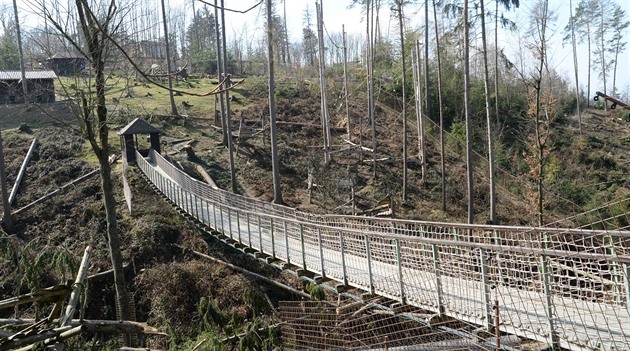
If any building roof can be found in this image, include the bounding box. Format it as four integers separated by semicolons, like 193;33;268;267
118;118;161;136
48;52;85;60
0;70;58;80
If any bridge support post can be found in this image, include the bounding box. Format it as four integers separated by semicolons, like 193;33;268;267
236;211;242;243
624;264;630;316
202;198;209;226
365;236;374;295
270;218;276;259
246;213;252;249
299;224;306;270
432;244;444;314
340;232;348;286
258;216;263;252
212;203;217;230
480;248;492;331
540;255;559;350
284;221;290;264
318;228;326;278
193;193;199;220
188;191;193;215
219;204;225;233
395;239;406;304
227;208;233;239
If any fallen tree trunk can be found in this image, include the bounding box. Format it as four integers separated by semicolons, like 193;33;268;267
9;138;38;206
12;168;100;216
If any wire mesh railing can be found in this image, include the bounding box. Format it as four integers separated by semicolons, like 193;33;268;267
136;149;630;351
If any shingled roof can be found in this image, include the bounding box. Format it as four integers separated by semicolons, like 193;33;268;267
0;70;57;80
118;118;161;135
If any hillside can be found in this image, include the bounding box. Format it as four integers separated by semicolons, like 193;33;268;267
0;73;628;349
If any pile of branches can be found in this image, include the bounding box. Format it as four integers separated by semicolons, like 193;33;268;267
0;247;164;350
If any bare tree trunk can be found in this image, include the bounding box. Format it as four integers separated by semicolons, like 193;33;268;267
586;22;591;108
13;0;28;102
569;0;582;135
368;0;377;178
161;0;178;116
415;41;426;183
316;1;331;164
283;0;290;66
480;0;496;224
266;0;284;205
433;0;446;212
396;0;408;203
191;0;199;53
463;0;474;224
74;0;132;333
221;0;237;193
599;3;607;111
342;25;351;142
494;0;500;125
424;0;430;139
214;0;228;146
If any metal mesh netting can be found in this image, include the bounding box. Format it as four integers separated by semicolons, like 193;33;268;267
278;298;493;351
138;150;630;350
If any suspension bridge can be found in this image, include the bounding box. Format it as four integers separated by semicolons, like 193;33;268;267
135;148;630;351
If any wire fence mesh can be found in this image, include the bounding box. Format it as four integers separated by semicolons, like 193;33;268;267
137;149;630;351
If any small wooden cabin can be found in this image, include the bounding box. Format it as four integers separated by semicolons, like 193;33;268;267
46;53;87;76
118;118;161;164
0;70;57;103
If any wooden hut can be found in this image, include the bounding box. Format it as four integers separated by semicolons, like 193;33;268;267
0;70;57;103
118;118;161;164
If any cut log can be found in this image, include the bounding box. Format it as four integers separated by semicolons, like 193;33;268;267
195;165;219;189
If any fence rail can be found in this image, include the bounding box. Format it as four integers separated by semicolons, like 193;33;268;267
137;149;630;351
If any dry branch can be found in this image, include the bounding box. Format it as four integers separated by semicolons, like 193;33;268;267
0;285;71;310
0;320;163;335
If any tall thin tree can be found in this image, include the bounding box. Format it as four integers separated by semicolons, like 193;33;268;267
367;0;377;177
161;0;178;116
609;4;629;98
12;0;28;102
395;0;408;202
415;40;426;182
432;0;446;212
221;0;237;192
424;0;429;139
463;0;474;224
342;25;351;141
569;0;582;135
316;1;331;164
479;0;497;223
214;0;228;146
266;0;284;204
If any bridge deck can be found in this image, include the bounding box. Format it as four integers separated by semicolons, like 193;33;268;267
137;151;630;351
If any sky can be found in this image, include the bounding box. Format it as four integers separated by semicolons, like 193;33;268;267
3;0;629;99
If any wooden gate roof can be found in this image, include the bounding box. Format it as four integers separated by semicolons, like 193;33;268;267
118;118;161;136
